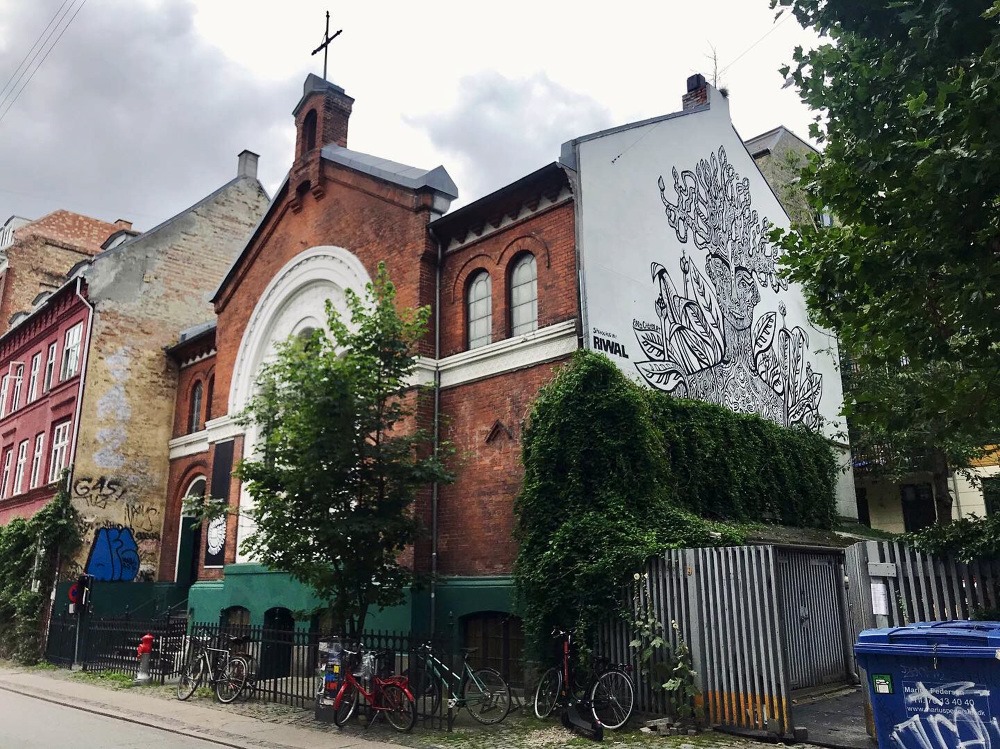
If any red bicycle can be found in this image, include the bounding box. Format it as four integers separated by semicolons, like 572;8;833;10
328;648;416;732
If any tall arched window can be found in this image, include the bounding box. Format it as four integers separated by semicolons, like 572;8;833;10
303;109;317;153
205;375;214;423
467;271;492;349
509;254;538;335
188;381;203;434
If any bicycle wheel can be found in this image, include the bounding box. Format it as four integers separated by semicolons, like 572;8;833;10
237;654;258;700
533;667;561;719
176;657;204;701
215;656;249;704
589;669;635;730
332;681;359;727
405;667;441;716
463;668;511;725
381;683;416;732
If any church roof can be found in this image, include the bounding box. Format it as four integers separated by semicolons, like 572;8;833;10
321;144;458;199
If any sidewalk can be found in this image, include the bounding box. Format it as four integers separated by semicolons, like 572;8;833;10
0;665;391;749
0;663;797;749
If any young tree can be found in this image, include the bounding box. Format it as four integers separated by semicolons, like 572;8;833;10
771;0;1000;521
236;263;447;636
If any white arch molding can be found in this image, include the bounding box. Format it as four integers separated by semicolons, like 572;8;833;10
229;246;372;561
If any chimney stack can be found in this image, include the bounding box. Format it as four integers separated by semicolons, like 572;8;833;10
114;219;132;231
682;73;709;110
237;150;259;179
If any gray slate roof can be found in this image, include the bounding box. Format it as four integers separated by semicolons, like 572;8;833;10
321;144;458;199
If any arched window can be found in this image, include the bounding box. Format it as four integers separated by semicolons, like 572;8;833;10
509;254;538;335
205;375;214;423
188;381;203;433
467;271;492;349
303;109;317;153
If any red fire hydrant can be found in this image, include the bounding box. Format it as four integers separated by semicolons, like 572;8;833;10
135;633;154;685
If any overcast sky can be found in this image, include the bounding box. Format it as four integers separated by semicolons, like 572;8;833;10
0;0;821;232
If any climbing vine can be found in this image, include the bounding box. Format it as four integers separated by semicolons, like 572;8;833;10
0;479;81;663
513;351;837;650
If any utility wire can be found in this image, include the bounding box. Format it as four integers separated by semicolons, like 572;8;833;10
0;0;88;127
718;12;792;77
0;0;74;105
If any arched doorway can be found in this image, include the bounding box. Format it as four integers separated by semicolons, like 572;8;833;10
260;606;295;680
175;477;206;586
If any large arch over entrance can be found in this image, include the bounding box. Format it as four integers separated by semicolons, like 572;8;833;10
229;246;371;561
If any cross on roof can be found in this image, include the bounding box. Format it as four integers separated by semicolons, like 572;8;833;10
311;11;343;81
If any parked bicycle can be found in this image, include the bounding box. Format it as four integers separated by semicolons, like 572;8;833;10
327;647;417;732
175;630;250;704
404;643;511;724
533;629;635;730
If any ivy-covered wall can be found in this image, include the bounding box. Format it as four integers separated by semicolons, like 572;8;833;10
513;351;838;647
0;482;80;663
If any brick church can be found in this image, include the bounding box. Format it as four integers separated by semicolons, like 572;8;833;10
161;73;854;645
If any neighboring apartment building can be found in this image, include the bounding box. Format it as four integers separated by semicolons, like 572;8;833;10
162;73;854;643
0;277;92;526
1;155;269;604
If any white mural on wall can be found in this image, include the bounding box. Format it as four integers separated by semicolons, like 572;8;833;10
569;84;844;440
631;145;823;428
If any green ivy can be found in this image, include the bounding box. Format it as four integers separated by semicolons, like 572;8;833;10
0;478;81;663
513;351;838;650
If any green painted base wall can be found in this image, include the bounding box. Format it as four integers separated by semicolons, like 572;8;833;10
52;581;188;619
187;565;515;635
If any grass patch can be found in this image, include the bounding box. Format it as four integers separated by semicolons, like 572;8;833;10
71;670;137;689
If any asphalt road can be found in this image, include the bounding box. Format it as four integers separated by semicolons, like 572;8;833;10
0;689;231;748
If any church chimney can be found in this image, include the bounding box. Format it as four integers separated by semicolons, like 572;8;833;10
292;74;354;160
682;73;709;110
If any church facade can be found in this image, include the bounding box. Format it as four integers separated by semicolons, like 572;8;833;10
163;73;854;639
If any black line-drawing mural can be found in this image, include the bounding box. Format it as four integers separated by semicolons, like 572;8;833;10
632;145;823;428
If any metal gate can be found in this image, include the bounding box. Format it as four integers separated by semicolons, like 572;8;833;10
776;548;852;691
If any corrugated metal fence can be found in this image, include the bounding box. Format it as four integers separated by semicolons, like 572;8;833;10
599;544;854;738
846;540;1000;643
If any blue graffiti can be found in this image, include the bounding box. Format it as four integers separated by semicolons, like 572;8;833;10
85;527;140;582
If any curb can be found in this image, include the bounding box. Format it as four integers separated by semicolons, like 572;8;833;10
0;679;291;749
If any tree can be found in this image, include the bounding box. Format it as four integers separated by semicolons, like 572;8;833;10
235;263;448;636
771;0;1000;521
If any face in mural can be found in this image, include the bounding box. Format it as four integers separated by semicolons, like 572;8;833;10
632;145;824;429
705;258;760;333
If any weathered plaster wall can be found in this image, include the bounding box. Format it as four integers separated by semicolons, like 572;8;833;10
71;177;268;581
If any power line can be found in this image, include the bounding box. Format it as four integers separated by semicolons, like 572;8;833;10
0;0;74;105
718;12;793;78
0;0;88;127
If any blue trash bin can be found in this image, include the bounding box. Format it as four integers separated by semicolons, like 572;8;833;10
855;621;1000;749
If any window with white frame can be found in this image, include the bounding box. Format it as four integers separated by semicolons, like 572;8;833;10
0;375;8;417
61;324;82;380
510;254;538;336
9;363;23;414
1;448;12;498
43;343;56;392
49;421;71;483
27;353;40;403
30;433;43;489
13;440;27;495
466;271;492;349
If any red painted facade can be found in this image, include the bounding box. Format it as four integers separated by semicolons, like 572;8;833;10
0;278;91;523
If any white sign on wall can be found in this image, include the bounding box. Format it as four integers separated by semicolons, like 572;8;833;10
568;86;847;443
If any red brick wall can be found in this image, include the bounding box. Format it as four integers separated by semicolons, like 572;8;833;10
439;201;577;357
213;162;440;421
437;359;569;576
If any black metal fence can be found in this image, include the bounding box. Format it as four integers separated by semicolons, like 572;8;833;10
45;617;526;730
44;612;187;684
